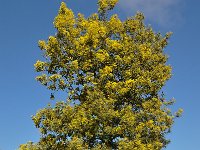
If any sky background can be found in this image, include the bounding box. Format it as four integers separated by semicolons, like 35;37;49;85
0;0;199;149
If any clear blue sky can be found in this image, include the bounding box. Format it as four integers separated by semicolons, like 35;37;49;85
0;0;199;149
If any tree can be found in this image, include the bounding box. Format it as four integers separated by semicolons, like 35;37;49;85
19;0;182;149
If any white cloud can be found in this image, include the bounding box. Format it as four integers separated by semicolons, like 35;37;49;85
118;0;184;27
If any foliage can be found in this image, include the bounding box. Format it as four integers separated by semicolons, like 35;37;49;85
19;0;182;149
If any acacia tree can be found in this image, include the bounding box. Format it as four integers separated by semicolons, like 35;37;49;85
19;0;182;149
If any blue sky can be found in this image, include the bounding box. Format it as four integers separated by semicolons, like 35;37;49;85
0;0;199;149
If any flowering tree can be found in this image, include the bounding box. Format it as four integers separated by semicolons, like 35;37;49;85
19;0;182;149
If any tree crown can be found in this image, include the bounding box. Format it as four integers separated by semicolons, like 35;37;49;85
20;1;182;149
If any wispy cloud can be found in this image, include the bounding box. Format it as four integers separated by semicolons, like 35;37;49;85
118;0;184;27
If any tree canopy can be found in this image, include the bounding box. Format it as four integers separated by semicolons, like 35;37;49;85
19;0;182;149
